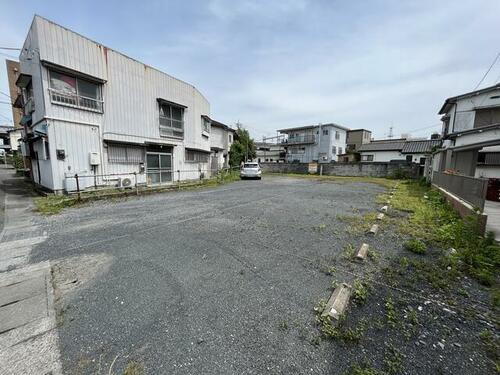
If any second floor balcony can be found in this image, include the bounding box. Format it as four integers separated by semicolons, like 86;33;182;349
284;135;316;145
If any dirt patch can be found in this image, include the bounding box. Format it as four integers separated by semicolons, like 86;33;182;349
51;253;113;326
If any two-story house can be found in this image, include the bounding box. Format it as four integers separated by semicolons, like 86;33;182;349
435;83;500;178
340;129;372;162
209;119;235;170
278;123;348;163
15;15;214;193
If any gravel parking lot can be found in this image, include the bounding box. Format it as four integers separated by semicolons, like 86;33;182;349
29;176;496;374
30;176;385;374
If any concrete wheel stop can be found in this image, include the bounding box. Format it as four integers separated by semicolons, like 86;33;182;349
321;283;352;320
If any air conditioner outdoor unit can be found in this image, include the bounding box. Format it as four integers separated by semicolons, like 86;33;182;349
117;177;133;189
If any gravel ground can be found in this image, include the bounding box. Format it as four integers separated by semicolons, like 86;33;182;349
29;176;497;374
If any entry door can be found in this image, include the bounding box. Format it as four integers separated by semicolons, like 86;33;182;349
146;152;172;185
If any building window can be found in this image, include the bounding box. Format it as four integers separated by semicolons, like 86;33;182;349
322;129;329;135
338;147;342;155
362;155;374;161
49;70;103;112
406;155;412;162
43;138;50;160
202;116;210;134
335;131;340;140
159;104;184;139
108;144;145;163
185;150;209;163
229;134;232;143
332;146;336;155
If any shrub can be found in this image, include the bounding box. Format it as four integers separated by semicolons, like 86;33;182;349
11;152;24;170
403;239;426;254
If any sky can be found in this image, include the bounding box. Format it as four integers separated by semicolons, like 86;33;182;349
1;0;500;140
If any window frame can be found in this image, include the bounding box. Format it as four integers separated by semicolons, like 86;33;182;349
159;103;184;139
202;116;211;135
185;149;209;163
362;154;374;161
107;144;145;164
48;69;103;113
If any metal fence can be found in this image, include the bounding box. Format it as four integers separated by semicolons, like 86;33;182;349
432;171;488;210
64;167;238;199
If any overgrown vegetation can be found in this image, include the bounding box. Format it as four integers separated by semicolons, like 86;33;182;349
123;361;144;375
391;181;499;294
314;299;367;344
403;238;426;254
34;169;241;215
345;363;384;375
229;125;256;167
7;152;25;170
352;280;370;305
479;330;500;371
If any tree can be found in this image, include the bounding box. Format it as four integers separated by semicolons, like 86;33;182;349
229;124;256;167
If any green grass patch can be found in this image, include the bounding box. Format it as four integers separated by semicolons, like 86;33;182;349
345;363;384;375
34;195;79;215
391;181;499;289
403;239;426;254
34;170;241;215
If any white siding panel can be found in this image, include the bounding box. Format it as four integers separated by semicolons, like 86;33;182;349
20;16;213;191
50;120;101;191
36;17;107;80
210;126;225;150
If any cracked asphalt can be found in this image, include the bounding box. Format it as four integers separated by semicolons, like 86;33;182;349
30;176;386;374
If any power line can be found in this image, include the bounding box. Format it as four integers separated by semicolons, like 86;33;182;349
0;51;18;59
0;91;12;99
0;101;13;105
0;47;21;50
473;51;500;90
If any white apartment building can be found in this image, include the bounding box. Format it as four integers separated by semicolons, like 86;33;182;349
209;120;235;170
433;83;500;178
15;16;222;192
278;123;348;163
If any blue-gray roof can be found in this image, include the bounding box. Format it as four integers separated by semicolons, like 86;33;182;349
401;139;442;154
358;140;406;152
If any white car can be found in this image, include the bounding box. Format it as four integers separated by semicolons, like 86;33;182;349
240;162;262;180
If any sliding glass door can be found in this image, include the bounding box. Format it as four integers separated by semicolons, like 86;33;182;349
146;152;172;185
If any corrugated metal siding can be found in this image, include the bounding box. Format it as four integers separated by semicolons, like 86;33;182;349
51;120;101;190
210;126;226;150
20;20;46;125
36;17;107;80
21;16;213;190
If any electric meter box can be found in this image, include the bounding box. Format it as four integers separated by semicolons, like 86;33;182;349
89;152;100;166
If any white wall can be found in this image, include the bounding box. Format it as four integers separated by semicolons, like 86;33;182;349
284;125;347;163
446;88;500;133
475;166;500;178
360;150;403;162
20;16;212;191
453;127;500;147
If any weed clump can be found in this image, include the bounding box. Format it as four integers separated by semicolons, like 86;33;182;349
403;239;426;254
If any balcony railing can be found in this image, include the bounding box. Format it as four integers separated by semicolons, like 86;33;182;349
49;88;103;113
432;171;488;211
285;135;316;145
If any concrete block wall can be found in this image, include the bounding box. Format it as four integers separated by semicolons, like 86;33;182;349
260;163;309;174
260;162;420;179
